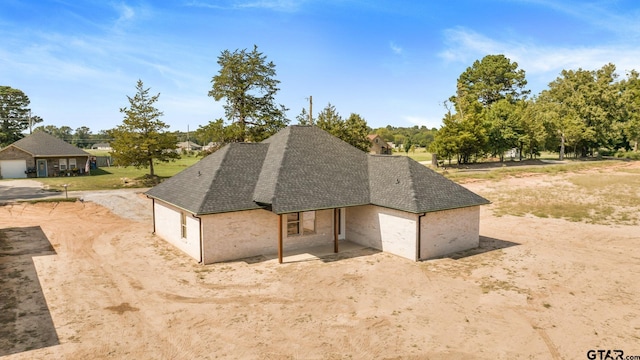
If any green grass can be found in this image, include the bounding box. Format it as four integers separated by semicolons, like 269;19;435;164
32;155;201;192
482;162;640;225
393;147;433;162
443;160;626;183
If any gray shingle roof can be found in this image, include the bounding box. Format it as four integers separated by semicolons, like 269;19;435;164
146;125;489;215
369;155;490;213
8;131;89;157
254;126;370;213
145;143;269;214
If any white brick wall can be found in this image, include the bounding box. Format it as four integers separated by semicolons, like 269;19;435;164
346;205;418;260
419;206;480;259
154;201;201;261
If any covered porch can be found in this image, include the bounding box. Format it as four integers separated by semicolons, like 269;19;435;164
276;207;347;264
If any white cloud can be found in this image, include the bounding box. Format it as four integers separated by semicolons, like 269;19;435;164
185;0;306;12
115;3;135;22
390;41;403;55
516;0;640;37
438;27;640;91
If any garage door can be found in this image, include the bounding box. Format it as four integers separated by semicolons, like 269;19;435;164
0;160;27;179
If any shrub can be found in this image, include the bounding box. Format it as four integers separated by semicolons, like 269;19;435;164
615;149;640;160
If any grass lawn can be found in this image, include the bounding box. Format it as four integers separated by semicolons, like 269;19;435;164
393;147;433;162
477;162;640;225
32;154;201;192
441;159;627;183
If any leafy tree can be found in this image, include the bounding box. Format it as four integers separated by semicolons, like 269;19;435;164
313;103;371;152
518;100;547;159
404;137;412;154
451;54;529;110
208;45;289;142
539;64;621;158
485;99;522;161
393;134;405;147
0;86;31;146
439;55;529;163
620;70;640;151
315;103;343;137
296;107;310;125
108;80;179;177
194;119;244;155
73;126;92;148
35;125;73;140
374;127;394;142
28;115;43;133
429;112;460;165
342;113;370;152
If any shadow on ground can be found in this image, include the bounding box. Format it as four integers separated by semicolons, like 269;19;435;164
446;235;520;260
0;186;62;203
0;226;59;356
239;241;380;265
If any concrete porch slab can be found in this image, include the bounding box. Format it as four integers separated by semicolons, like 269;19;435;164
281;240;367;263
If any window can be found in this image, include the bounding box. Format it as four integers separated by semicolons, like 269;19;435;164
180;213;187;238
69;158;77;169
287;211;316;236
59;159;67;171
287;213;299;236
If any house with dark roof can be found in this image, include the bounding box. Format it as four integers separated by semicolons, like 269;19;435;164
367;134;392;155
176;141;202;152
145;126;489;264
0;131;90;178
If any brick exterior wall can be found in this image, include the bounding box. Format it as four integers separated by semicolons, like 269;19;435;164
0;146;88;177
0;147;34;166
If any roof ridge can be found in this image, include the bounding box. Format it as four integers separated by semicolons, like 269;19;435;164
194;144;230;213
404;157;421;212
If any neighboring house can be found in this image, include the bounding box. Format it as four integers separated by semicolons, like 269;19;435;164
202;142;221;152
0;131;90;178
146;126;489;264
505;148;521;160
176;141;202;152
91;142;112;151
367;134;392;155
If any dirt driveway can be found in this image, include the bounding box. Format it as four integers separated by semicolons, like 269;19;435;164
1;172;639;359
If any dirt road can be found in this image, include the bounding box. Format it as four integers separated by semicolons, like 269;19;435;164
1;173;639;359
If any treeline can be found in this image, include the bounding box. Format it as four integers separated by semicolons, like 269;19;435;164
371;125;437;150
430;55;640;164
31;124;200;149
31;125;110;148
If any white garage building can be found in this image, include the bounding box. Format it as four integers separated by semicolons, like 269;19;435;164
145;126;490;264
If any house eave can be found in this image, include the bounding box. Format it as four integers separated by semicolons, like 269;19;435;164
272;201;371;215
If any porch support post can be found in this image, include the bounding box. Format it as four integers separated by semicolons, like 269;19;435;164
334;208;339;253
278;214;283;264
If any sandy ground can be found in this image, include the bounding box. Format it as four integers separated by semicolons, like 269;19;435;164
1;170;640;359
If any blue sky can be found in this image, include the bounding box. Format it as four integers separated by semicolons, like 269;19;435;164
2;0;640;134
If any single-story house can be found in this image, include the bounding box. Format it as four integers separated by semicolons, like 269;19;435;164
91;142;112;151
145;125;490;264
0;131;90;178
176;141;202;152
367;134;392;155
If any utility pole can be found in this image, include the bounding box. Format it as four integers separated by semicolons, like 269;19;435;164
308;95;313;125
